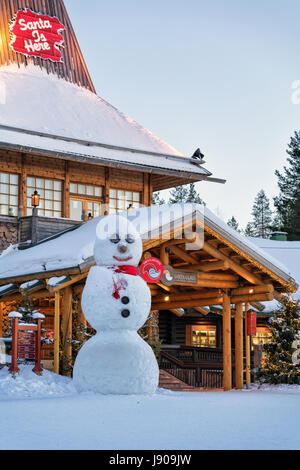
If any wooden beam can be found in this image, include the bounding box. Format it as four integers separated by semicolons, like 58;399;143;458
223;292;232;391
161;237;197;248
232;284;274;297
194;306;209;316
169;309;185;317
231;293;274;304
152;297;223;310
153;289;220;303
203;242;263;285
170;245;199;265
0;266;82;287
196;260;228;272
197;272;238;282
47;273;87;293
54;292;60;375
20;280;45;295
62;287;72;376
174;279;239;289
235;302;243;390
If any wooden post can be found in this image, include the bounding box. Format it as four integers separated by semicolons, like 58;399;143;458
20;154;27;217
62;287;73;376
245;302;251;385
64;161;70;218
160;246;169;265
9;317;20;376
32;318;43;375
222;292;232;391
235;302;243;389
54;292;60;374
104;168;110;215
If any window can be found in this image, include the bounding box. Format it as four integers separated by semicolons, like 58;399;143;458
109;189;140;214
27;177;62;217
0;172;19;216
70;183;102;198
252;327;272;348
70;182;103;220
191;325;217;348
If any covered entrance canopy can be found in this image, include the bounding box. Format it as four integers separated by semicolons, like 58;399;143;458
0;204;296;390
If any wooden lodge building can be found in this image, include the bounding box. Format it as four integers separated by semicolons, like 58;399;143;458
0;0;296;390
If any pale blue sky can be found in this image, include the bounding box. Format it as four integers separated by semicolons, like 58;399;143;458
65;0;300;228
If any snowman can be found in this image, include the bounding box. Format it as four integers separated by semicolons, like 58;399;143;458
73;214;159;395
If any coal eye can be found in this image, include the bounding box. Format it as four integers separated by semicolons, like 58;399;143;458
126;234;135;244
110;234;120;244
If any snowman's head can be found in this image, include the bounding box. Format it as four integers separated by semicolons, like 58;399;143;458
94;215;142;267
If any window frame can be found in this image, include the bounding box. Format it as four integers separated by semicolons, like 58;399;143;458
0;171;19;217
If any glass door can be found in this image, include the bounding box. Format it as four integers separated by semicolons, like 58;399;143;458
70;199;83;220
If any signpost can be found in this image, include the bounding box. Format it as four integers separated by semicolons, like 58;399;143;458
10;8;65;62
8;311;45;376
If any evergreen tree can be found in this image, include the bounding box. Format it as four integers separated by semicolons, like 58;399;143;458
152;192;165;205
258;293;300;384
17;295;40;324
244;222;256;237
169;185;189;203
227;216;240;232
274;131;300;240
169;183;205;204
251;190;273;238
186;183;205;205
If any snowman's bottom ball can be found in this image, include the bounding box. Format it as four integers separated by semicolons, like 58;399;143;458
73;332;159;395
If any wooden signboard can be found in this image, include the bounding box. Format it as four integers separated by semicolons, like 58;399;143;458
8;313;44;376
18;329;37;360
161;265;198;287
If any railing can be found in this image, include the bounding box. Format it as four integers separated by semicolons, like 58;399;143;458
160;346;254;389
162;346;227;364
160;349;225;389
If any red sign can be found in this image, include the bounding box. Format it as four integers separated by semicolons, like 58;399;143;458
140;258;164;284
18;330;36;360
10;8;65;62
247;311;257;336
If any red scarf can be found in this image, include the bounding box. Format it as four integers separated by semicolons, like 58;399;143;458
109;265;138;299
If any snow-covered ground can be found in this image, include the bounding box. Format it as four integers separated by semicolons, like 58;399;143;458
0;366;300;450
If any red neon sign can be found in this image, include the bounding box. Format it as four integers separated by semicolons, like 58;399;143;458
10;8;65;63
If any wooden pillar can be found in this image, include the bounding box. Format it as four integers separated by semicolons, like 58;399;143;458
20;154;27;217
160;245;169;265
245;302;251;385
149;174;153;206
54;292;60;374
222;292;232;391
62;287;73;375
235;302;243;389
0;302;3;338
104;168;110;214
64;161;70;218
142;173;149;207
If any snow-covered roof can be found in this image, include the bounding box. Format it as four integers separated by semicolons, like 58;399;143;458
0;65;215;181
0;204;294;288
249;237;300;310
